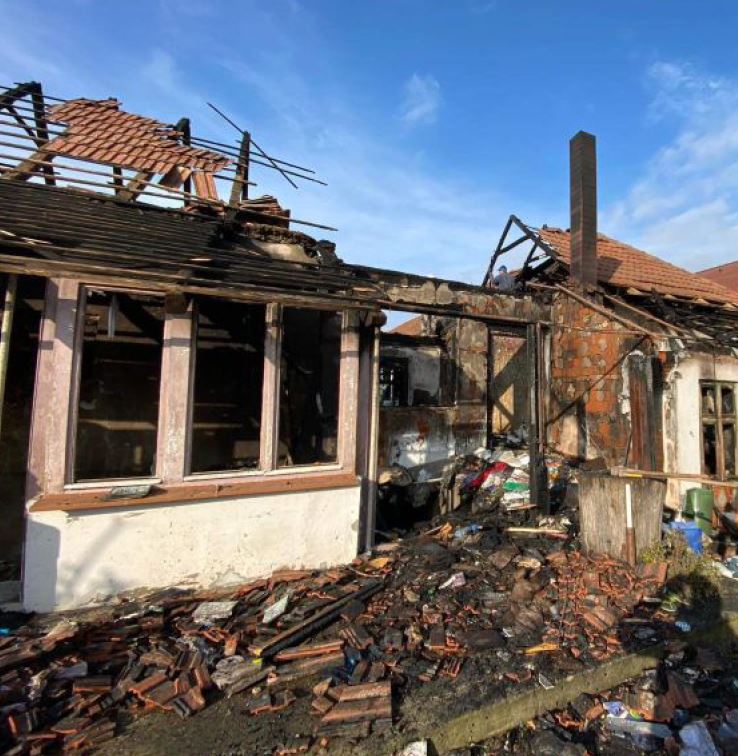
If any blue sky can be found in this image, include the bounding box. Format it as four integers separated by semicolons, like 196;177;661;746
3;0;738;284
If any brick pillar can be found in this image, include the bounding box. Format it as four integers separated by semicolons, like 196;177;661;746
570;131;597;287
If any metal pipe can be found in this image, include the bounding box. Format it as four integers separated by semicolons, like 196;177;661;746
0;274;17;441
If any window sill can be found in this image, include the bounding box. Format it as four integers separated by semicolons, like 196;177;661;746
64;477;162;491
29;469;361;513
183;463;342;482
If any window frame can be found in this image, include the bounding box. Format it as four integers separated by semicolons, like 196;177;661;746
66;284;166;487
700;379;738;480
52;282;360;499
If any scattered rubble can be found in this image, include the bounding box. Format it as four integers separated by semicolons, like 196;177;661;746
0;485;684;754
4;446;738;754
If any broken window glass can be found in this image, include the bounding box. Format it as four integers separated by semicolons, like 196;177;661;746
702;423;717;477
190;300;266;473
379;358;409;407
701;384;716;415
722;385;735;415
724;423;736;478
74;290;164;481
278;309;342;467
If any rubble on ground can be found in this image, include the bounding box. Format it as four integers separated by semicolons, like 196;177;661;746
480;636;738;755
0;492;680;754
3;446;735;754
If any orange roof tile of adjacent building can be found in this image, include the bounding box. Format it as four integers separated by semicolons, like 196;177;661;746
537;226;738;307
46;99;230;175
698;260;738;293
389;315;424;336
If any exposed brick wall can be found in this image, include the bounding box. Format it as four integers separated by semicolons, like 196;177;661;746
548;294;645;463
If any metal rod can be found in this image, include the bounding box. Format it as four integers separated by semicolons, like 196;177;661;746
0;274;17;442
213;158;327;186
207;102;298;189
190;133;316;174
1;89;323;187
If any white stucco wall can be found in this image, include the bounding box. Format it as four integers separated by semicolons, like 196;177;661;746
23;486;361;612
382;343;441;403
666;351;738;508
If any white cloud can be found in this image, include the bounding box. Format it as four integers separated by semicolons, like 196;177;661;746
605;60;738;271
399;73;442;127
0;2;548;287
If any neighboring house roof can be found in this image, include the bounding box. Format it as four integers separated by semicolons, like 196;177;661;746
698;260;738;293
535;226;738;307
47;99;230;175
389;315;423;336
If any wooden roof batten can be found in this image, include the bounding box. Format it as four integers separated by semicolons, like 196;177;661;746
0;81;334;232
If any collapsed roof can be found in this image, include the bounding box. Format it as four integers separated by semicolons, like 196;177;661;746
485;214;738;346
536;225;738;308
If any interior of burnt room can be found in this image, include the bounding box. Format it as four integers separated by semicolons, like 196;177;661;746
0;274;44;586
376;310;533;533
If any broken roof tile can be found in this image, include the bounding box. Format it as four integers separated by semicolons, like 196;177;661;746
46;98;230;176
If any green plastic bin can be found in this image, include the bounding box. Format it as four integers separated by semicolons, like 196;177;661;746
684;488;714;534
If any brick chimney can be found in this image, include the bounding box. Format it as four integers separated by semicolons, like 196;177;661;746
569;131;597;287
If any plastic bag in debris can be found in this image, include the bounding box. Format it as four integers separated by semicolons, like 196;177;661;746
453;524;483;541
603;701;629;719
192;600;237;625
503;480;529;492
680;720;719;756
497;450;530;468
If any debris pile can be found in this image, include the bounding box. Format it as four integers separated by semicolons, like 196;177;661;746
0;499;681;753
501;637;738;755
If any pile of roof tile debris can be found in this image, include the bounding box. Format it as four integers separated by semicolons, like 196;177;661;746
480;639;738;755
0;495;685;755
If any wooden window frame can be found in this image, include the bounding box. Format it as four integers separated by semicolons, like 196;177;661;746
28;279;361;512
700;379;738;481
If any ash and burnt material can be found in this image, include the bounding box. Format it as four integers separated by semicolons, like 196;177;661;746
0;506;674;754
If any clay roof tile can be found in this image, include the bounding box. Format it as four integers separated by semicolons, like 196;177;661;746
537;226;738;306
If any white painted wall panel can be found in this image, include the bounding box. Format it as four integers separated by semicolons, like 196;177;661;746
23;486;361;612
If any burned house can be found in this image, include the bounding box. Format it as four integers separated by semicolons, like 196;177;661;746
491;132;738;511
379;131;738;521
3;77;737;616
0;82;546;612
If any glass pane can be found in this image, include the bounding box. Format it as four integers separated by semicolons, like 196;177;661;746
190;300;265;473
702;423;717;476
722;386;735;416
379;358;408;407
278;309;342;467
701;384;716;416
74;291;164;481
724;423;736;477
